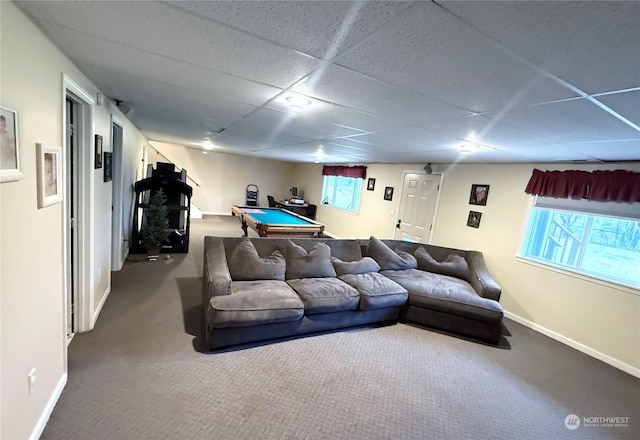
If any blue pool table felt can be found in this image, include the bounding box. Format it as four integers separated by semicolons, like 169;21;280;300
239;207;313;225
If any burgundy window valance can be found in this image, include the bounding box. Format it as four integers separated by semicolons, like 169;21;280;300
524;169;640;203
322;165;367;179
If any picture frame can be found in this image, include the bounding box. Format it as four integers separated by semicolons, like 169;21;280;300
469;184;490;206
103;151;113;182
367;177;376;191
467;210;482;228
94;134;103;169
36;143;62;208
0;104;23;183
384;186;394;201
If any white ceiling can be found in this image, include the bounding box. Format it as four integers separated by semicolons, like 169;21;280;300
15;0;640;164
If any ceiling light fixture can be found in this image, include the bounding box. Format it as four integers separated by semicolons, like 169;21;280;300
202;140;215;150
286;95;312;107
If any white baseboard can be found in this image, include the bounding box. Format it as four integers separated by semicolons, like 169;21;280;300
202;211;232;216
92;286;111;328
504;310;640;378
29;373;67;440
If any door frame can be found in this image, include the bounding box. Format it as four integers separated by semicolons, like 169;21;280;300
62;75;95;342
110;117;125;270
394;170;443;243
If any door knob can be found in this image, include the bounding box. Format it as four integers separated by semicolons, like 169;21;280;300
396;219;401;229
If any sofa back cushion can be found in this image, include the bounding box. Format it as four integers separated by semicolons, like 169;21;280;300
285;241;337;280
367;236;418;271
331;256;380;275
228;239;286;281
414;246;469;281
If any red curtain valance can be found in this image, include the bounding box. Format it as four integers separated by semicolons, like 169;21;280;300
322;165;367;179
525;169;640;202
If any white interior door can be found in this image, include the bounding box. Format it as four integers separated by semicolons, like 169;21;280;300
394;173;440;242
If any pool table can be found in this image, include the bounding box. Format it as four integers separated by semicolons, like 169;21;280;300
231;205;325;238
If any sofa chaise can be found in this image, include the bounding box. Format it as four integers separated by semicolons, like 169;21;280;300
203;236;503;351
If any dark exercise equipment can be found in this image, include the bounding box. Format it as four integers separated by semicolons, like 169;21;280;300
130;162;193;254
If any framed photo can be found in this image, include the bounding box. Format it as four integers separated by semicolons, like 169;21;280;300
94;134;103;169
384;186;394;201
1;104;22;182
467;210;482;228
367;177;376;191
36;143;62;208
469;184;490;206
104;151;113;182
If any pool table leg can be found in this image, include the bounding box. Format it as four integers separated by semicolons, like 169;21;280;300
240;219;248;237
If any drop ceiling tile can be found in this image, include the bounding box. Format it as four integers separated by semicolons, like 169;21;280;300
20;1;316;88
335;1;578;113
35;24;283;106
441;1;640;94
595;91;640;127
169;1;418;59
486;99;640;144
291;64;469;124
557;140;640;162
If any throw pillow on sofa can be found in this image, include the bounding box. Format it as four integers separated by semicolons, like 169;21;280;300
367;236;417;271
414;246;469;281
228;239;286;281
285;241;337;280
331;256;380;275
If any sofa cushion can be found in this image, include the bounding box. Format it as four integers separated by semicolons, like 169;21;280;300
414;247;469;281
381;269;503;324
287;278;359;314
228;239;286;281
208;280;304;328
339;272;408;310
368;236;417;271
331;256;380;276
285;241;337;280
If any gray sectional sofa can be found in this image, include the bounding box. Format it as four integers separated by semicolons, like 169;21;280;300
203;236;503;351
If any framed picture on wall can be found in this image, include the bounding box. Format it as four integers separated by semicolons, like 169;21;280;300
467;210;482;228
0;104;23;183
36;143;62;208
384;186;394;201
104;151;113;182
94;134;103;169
469;184;490;206
367;178;376;191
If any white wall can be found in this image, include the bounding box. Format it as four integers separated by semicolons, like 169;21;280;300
432;162;640;375
294;161;640;375
0;3;146;438
149;142;296;213
293;163;429;238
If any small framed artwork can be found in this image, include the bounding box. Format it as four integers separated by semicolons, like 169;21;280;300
367;178;376;191
36;143;62;208
384;186;394;201
103;151;113;182
467;210;482;228
469;184;490;206
1;104;23;183
94;134;103;169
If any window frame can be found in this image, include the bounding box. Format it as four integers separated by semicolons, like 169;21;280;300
320;174;364;215
518;196;640;292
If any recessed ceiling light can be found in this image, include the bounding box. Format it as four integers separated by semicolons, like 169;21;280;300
289;105;304;112
286;95;312;107
202;140;215;150
202;151;208;155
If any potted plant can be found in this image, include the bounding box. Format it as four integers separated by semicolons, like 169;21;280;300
141;188;171;260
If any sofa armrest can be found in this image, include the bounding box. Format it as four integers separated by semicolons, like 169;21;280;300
203;237;232;309
466;251;501;302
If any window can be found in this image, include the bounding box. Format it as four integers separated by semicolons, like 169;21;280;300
321;175;363;214
521;197;640;289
